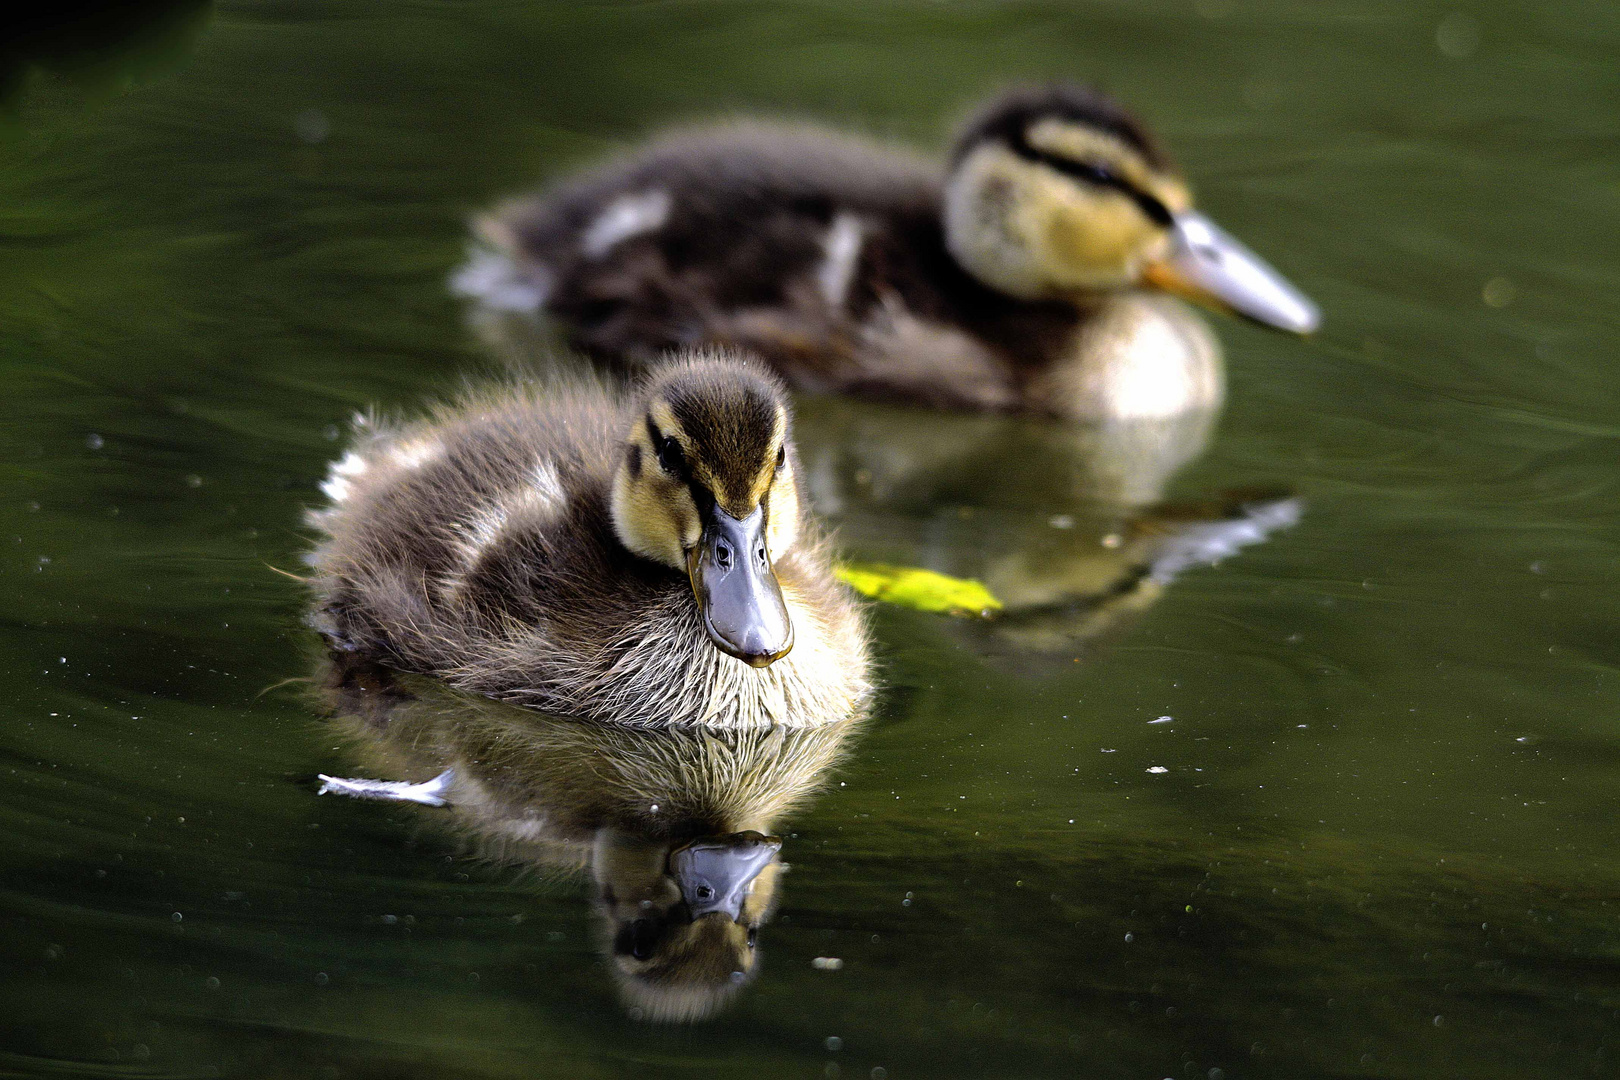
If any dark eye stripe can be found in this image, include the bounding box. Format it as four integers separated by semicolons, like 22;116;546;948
1006;132;1174;228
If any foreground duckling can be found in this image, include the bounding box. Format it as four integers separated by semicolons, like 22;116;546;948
306;349;870;728
314;664;859;1022
458;82;1318;423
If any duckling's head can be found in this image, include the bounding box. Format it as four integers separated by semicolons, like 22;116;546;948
595;830;782;1023
943;82;1318;333
612;351;801;667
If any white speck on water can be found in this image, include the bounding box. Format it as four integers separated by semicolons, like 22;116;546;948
649;803;659;812
1150;716;1172;724
1146;766;1169;774
1100;748;1116;753
1124;932;1134;942
85;433;103;449
1049;514;1074;529
811;956;843;970
295;108;331;144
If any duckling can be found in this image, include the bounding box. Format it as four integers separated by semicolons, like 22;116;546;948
315;660;859;1022
305;348;871;729
458;82;1319;423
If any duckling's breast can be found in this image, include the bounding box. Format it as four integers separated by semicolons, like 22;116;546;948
1023;293;1224;422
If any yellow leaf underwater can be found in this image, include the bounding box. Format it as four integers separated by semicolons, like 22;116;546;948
834;562;1003;619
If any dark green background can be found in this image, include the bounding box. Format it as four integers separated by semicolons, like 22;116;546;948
3;2;1618;1077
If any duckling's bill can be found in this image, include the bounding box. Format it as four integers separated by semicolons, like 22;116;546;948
687;502;793;668
670;831;782;922
1141;211;1320;334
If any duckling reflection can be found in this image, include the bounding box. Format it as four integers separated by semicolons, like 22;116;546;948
316;657;858;1023
792;394;1300;653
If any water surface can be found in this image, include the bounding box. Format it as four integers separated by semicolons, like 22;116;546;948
4;2;1619;1077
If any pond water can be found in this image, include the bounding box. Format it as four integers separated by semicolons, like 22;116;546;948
4;2;1619;1077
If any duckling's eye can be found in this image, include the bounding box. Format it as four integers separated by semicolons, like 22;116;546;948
656;434;686;476
775;444;786;471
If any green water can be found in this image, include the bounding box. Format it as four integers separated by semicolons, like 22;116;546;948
5;1;1620;1076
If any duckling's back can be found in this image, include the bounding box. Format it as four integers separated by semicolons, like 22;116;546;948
469;123;1082;410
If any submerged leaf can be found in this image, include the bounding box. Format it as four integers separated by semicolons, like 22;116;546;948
835;562;1002;619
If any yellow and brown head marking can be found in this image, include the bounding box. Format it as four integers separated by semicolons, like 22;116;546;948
611;350;800;666
944;81;1320;330
646;363;786;518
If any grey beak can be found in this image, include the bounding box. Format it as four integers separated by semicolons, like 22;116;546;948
687;503;793;667
1144;211;1321;334
670;832;782;922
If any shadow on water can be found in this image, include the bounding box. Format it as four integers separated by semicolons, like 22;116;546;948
1;1;212;121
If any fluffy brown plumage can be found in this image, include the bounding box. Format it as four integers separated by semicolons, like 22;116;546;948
305;349;871;729
457;82;1316;422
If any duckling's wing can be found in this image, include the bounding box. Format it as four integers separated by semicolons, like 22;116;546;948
478;125;949;364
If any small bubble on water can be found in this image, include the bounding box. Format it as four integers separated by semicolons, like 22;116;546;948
85;433;104;449
825;1036;843;1052
1209;1070;1225;1080
1433;1014;1444;1026
1436;12;1481;58
206;976;220;990
171;912;183;922
185;474;203;488
1481;276;1516;308
871;1069;887;1080
1124;932;1134;943
314;972;329;986
295;108;331;144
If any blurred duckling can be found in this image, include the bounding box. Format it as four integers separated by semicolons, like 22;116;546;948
306;348;871;728
316;663;859;1022
458;82;1318;423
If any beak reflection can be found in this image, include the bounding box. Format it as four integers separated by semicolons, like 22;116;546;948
670;831;782;922
687;502;793;667
1141;211;1320;335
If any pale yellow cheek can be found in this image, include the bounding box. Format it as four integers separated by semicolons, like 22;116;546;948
765;469;799;558
1045;195;1157;284
611;469;698;569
